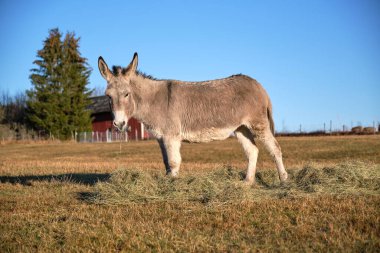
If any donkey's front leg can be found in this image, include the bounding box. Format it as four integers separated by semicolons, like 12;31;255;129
162;137;182;177
157;138;171;175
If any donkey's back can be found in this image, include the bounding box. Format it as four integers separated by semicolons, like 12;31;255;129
165;74;271;143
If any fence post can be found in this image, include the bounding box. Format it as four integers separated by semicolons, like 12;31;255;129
374;121;376;135
330;120;332;134
141;122;145;140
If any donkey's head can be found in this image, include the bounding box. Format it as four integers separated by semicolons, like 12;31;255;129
98;53;138;131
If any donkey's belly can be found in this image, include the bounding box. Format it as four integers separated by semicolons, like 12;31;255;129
181;127;236;143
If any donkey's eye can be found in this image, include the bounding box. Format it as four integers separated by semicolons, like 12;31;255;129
125;93;129;98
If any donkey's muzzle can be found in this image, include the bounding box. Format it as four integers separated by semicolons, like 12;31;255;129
113;120;126;132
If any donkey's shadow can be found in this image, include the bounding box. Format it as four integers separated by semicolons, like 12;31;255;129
0;173;110;203
0;173;110;186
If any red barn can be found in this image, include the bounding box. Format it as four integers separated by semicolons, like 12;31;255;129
89;96;150;140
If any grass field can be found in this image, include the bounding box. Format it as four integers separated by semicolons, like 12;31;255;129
1;135;379;252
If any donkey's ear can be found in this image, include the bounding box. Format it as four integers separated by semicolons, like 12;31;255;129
98;56;112;80
128;52;138;73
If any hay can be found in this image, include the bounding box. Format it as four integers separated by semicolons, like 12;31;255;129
294;162;380;194
92;162;380;205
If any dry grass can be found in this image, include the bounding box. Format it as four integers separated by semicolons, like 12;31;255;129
93;162;379;205
1;135;379;252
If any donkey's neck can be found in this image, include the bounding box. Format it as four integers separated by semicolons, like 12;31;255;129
130;75;167;125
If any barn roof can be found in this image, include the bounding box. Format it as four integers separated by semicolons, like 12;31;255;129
88;96;111;114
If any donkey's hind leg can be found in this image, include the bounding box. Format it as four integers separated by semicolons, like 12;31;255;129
235;126;259;184
257;128;288;182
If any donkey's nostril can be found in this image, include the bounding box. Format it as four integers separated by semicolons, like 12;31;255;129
113;120;126;131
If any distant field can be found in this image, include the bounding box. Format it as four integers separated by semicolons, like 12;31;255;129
1;135;379;252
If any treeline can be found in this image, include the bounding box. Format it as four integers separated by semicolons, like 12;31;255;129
0;91;27;128
1;28;94;140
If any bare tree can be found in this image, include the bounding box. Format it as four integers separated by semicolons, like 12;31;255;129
0;90;27;126
90;85;106;97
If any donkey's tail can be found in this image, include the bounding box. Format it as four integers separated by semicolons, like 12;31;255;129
267;100;275;135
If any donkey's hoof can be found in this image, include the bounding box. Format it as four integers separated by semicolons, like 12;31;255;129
244;179;262;189
243;178;255;186
280;172;288;182
166;171;179;177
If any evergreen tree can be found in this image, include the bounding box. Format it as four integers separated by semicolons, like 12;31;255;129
27;28;92;139
61;32;93;134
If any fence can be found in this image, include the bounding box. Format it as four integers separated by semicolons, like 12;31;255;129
277;121;379;136
75;130;154;143
1;121;378;142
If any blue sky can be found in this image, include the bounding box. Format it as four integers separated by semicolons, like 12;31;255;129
1;0;379;132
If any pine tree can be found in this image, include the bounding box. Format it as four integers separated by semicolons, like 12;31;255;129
27;28;92;139
61;32;93;134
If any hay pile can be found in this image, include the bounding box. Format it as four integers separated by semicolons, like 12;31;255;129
92;162;380;205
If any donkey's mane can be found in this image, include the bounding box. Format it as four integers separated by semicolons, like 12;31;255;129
112;65;244;83
136;70;158;80
111;66;158;80
112;66;130;76
135;71;245;83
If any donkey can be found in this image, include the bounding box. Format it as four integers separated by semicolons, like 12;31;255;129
98;53;288;184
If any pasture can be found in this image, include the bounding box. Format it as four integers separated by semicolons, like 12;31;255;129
1;135;379;252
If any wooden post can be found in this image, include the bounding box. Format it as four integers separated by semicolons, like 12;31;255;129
374;121;376;134
330;120;332;134
141;122;144;140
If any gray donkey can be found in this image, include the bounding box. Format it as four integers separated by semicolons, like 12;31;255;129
98;53;288;184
